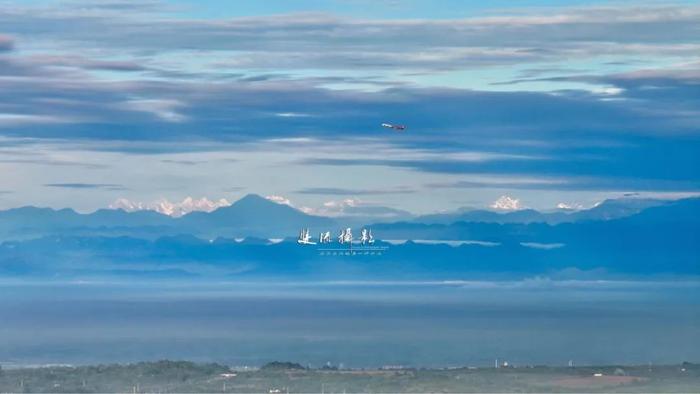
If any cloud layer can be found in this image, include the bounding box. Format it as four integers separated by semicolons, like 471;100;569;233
0;1;698;212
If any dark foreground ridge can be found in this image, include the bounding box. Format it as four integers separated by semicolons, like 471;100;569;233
1;360;698;393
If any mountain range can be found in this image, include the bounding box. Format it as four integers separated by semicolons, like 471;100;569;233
412;198;666;225
0;194;697;280
0;194;677;241
0;194;334;240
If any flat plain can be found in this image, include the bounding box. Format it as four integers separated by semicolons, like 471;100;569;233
1;361;698;393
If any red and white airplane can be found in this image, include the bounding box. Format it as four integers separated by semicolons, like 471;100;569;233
381;123;406;131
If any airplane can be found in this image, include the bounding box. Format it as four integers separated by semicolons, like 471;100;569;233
381;123;406;131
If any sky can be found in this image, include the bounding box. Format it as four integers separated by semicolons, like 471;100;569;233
0;0;698;215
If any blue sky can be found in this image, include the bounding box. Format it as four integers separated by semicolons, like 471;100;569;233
0;0;698;215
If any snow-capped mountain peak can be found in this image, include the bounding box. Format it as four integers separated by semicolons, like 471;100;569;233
556;202;584;210
490;195;522;211
109;197;231;217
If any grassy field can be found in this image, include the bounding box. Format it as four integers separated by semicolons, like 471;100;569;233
0;360;698;393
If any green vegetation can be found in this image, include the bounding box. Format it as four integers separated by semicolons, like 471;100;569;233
0;361;698;393
261;361;307;371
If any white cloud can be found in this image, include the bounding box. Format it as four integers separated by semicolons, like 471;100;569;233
298;206;315;214
520;242;565;250
556;202;584;210
262;195;406;219
323;198;360;209
0;113;77;126
315;198;361;216
121;99;187;123
109;196;230;217
490;195;521;210
258;195;319;216
266;197;360;216
274;112;312;118
594;86;624;96
265;195;294;206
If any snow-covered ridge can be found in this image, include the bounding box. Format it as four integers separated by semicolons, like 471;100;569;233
109;197;231;217
556;202;584;210
490;195;521;211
